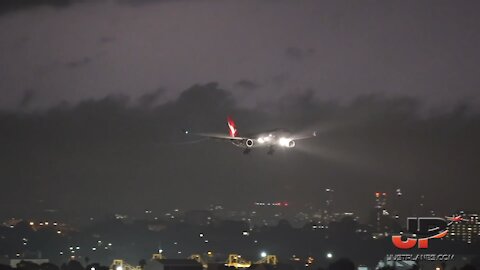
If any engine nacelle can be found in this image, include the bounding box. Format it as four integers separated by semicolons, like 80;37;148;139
287;140;295;148
245;139;254;148
278;137;295;148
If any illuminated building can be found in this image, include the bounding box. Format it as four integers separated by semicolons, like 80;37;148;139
371;192;397;238
447;212;480;244
374;192;388;231
255;254;278;265
111;260;142;270
224;254;251;268
390;188;403;220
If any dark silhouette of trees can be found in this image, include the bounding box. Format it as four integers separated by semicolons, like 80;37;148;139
85;263;108;270
139;260;147;269
0;264;14;270
276;219;292;230
408;263;418;270
460;264;476;270
40;263;59;270
472;256;480;270
66;261;84;270
378;266;396;270
17;261;40;270
328;258;355;270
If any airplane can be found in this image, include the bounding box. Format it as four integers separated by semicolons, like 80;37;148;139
184;116;316;154
445;215;468;225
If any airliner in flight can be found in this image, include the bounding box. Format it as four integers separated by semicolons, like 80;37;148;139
185;116;316;154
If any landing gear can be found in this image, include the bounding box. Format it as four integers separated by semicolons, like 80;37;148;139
243;148;251;155
267;146;275;155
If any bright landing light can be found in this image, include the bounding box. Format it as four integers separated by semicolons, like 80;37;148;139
278;137;293;147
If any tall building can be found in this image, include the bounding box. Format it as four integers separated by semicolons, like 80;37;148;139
372;192;391;236
323;188;334;224
390;188;403;220
447;212;480;244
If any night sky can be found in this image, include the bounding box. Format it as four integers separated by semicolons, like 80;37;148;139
1;0;480;221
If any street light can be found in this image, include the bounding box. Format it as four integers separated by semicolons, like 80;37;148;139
261;251;267;258
326;252;333;259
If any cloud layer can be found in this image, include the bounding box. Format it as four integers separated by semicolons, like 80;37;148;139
1;84;479;220
1;0;479;109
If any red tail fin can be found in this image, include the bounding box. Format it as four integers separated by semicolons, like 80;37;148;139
227;116;238;137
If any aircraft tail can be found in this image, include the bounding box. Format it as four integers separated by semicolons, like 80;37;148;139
227;116;238;137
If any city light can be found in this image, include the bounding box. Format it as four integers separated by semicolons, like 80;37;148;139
326;252;333;259
260;251;267;258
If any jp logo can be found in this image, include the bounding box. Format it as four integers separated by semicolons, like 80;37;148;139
392;217;448;249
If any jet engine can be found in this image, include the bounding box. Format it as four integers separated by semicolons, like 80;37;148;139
278;138;295;148
287;140;295;148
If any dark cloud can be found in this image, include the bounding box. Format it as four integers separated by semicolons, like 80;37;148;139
0;0;72;15
137;88;165;107
285;47;315;61
18;89;35;108
1;1;479;108
116;0;176;7
99;36;116;44
234;80;261;91
271;73;290;86
1;84;479;219
65;57;92;69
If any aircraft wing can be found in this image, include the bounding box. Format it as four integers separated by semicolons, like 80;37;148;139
194;133;246;141
292;131;318;140
183;116;247;141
